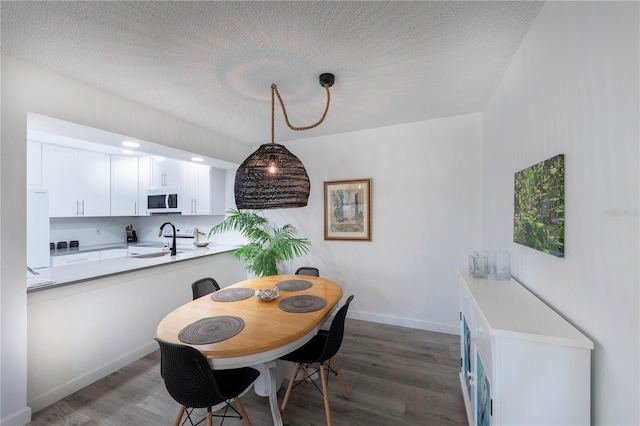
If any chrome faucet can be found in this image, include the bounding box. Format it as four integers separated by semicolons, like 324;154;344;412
158;222;177;256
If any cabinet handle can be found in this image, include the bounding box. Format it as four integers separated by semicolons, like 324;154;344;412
76;200;80;216
81;200;85;216
66;257;92;263
134;201;137;215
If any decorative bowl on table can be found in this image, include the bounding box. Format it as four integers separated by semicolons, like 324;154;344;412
193;241;209;248
255;287;280;301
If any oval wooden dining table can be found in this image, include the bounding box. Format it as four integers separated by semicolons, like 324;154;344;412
155;274;344;426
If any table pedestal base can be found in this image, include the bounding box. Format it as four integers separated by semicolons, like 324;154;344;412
252;360;284;425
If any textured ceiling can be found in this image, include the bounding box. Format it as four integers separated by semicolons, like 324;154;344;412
1;1;543;146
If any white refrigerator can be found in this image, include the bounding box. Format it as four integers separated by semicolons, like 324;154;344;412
27;188;50;268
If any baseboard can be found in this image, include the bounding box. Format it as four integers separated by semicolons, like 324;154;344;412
348;310;460;335
27;341;158;414
1;406;32;426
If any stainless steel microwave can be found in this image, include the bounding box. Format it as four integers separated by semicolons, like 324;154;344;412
147;186;181;214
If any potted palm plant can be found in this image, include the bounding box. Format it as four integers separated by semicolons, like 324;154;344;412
208;209;311;277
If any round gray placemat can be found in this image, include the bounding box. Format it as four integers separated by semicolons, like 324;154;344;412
211;287;255;302
278;295;327;313
276;279;313;291
178;316;245;345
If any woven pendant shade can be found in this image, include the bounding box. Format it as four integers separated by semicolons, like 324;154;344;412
234;73;334;210
235;143;310;209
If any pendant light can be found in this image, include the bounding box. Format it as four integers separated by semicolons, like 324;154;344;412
235;73;335;209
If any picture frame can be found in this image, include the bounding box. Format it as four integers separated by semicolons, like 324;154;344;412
324;178;371;241
513;154;565;257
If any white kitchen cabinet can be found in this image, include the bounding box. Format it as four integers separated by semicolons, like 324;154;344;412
51;251;99;267
137;156;151;216
110;156;139;216
27;188;50;269
43;145;111;217
27;141;43;187
458;270;593;426
150;156;182;187
209;167;226;215
182;163;209;215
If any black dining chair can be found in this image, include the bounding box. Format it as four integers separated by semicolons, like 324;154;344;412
155;338;259;426
294;266;320;277
279;295;354;426
191;277;221;300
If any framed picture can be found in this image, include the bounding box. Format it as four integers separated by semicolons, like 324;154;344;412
513;154;565;257
324;179;371;241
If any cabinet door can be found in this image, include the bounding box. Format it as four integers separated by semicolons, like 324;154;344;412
27;141;43;187
76;150;110;216
462;315;472;397
43;146;110;217
183;162;212;215
210;167;226;215
43;145;79;217
150;157;183;187
138;156;151;216
475;351;491;426
111;156;139;216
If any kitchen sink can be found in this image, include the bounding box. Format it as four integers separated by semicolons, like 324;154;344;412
129;251;184;259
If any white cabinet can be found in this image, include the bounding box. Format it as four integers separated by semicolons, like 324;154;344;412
27;141;43;187
458;270;593;426
27;188;50;269
110;156;139;216
209;167;226;215
51;251;99;267
43;145;111;217
182;163;220;215
137;156;151;216
150;157;182;187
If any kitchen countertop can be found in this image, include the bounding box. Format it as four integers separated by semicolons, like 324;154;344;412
27;243;237;293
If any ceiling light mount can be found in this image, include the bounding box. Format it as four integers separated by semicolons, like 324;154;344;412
234;73;336;210
319;73;335;88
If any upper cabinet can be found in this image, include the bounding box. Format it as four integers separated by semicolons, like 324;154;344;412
42;145;111;217
182;163;225;215
150;157;183;187
111;156;139;216
27;141;43;187
33;144;226;218
182;162;209;215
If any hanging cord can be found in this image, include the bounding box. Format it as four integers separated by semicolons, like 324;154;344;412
271;82;332;144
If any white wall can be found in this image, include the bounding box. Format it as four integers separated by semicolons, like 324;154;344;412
268;113;484;333
483;2;639;425
0;56;251;425
26;252;246;413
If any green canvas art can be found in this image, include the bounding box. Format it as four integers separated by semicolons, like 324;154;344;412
513;154;565;257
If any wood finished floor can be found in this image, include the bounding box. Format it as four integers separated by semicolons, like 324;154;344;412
28;319;466;426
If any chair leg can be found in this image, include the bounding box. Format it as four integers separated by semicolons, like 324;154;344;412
206;409;212;426
234;396;252;426
280;362;300;414
331;356;350;399
319;364;332;426
173;405;186;426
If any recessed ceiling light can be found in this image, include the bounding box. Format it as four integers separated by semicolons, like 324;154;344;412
122;141;140;148
191;157;204;162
